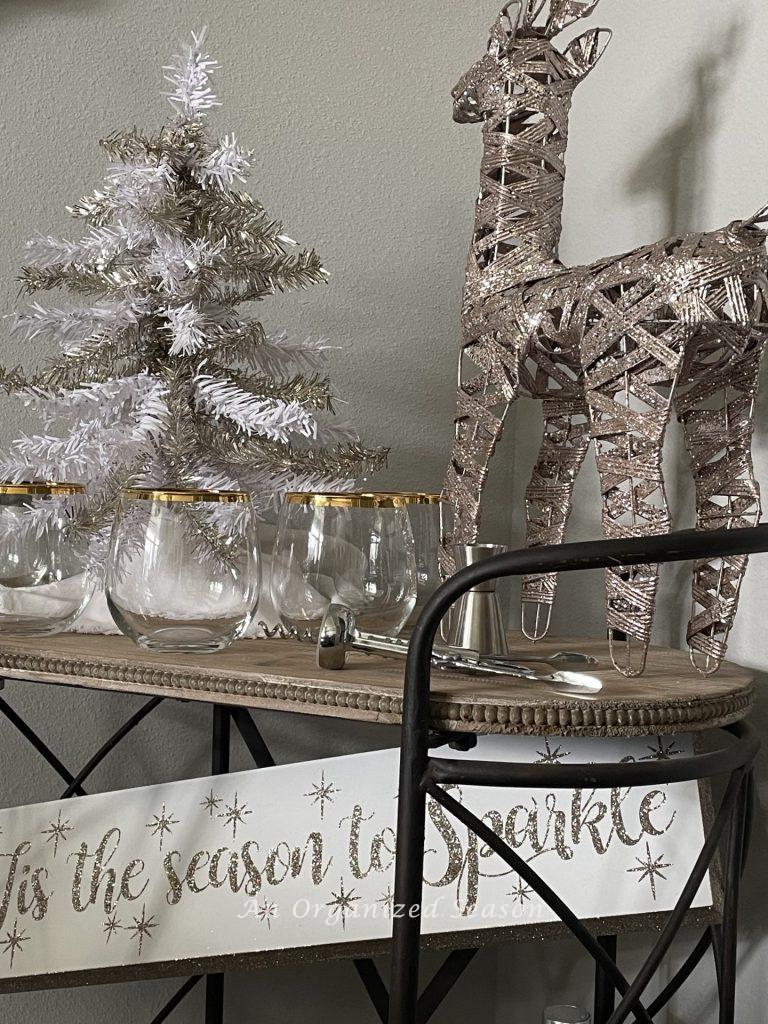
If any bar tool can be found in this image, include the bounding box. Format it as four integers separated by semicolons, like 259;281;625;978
445;543;509;655
317;605;601;695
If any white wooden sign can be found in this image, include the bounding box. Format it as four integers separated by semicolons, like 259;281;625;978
0;734;710;990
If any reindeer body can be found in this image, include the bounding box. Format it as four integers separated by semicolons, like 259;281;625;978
443;0;768;675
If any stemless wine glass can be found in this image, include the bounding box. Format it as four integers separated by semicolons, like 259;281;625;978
0;481;95;635
402;493;443;626
271;492;418;638
106;487;260;653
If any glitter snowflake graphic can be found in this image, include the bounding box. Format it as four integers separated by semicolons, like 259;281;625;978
257;900;279;929
103;912;122;944
507;876;534;906
326;878;362;930
145;803;180;851
534;738;571;765
304;770;340;820
1;919;30;969
200;789;223;818
218;792;252;840
627;842;672;901
40;810;74;858
640;738;682;761
126;903;158;956
377;885;394;917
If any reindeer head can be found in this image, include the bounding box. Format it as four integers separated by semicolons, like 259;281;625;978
452;0;611;124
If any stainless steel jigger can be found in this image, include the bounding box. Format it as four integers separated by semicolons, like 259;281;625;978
446;543;509;655
316;605;601;695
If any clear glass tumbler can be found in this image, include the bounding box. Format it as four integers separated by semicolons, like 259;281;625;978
271;492;417;638
106;487;260;653
402;493;443;626
0;481;95;635
542;1007;590;1024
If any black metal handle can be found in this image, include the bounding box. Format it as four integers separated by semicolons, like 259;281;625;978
405;525;768;732
389;526;768;1024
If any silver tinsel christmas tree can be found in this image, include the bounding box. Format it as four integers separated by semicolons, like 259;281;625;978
0;30;384;558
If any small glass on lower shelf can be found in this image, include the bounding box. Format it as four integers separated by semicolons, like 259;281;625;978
543;1007;590;1024
106;487;261;654
0;481;95;636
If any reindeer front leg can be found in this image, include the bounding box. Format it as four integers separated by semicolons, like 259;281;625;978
521;396;591;639
675;331;764;674
441;323;520;579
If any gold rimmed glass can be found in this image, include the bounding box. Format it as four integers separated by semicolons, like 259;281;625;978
401;494;443;626
0;480;95;635
272;490;419;638
284;491;442;509
106;487;261;653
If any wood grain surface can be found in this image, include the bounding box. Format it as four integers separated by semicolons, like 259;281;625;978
0;631;753;736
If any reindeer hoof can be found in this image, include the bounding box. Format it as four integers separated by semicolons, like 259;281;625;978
689;647;723;676
607;629;649;677
521;601;552;642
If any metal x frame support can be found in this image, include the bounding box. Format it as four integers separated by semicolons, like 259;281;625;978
388;525;768;1024
0;681;479;1022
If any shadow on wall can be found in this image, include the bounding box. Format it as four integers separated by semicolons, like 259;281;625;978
625;16;747;237
622;15;751;647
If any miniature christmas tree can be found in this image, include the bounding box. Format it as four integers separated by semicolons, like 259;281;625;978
0;29;384;557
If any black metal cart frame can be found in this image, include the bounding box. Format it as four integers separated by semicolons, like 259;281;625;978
0;692;418;1023
389;525;768;1024
1;525;766;1022
0;670;479;1021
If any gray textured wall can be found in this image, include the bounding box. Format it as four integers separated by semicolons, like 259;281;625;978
1;0;768;1020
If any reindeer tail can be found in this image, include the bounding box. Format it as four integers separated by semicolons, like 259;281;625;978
742;203;768;231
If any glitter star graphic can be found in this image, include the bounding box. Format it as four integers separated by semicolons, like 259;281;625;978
257;900;278;929
1;919;29;969
628;842;672;901
326;878;362;930
126;904;158;956
304;770;340;820
507;876;534;906
40;809;74;858
534;738;571;765
145;803;180;851
641;738;682;761
200;789;222;818
377;885;394;917
218;792;252;840
103;912;122;944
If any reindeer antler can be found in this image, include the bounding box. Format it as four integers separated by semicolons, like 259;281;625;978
545;0;601;36
488;2;523;53
491;0;603;44
524;0;548;26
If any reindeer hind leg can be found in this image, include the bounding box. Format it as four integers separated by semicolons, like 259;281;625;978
675;331;764;674
580;279;684;677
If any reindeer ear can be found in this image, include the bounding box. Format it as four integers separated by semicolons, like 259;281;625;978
488;2;523;54
563;26;612;79
547;0;601;36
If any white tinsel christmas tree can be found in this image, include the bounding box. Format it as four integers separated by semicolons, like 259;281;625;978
0;29;384;561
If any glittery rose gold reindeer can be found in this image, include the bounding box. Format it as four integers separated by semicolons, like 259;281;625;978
442;0;768;675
